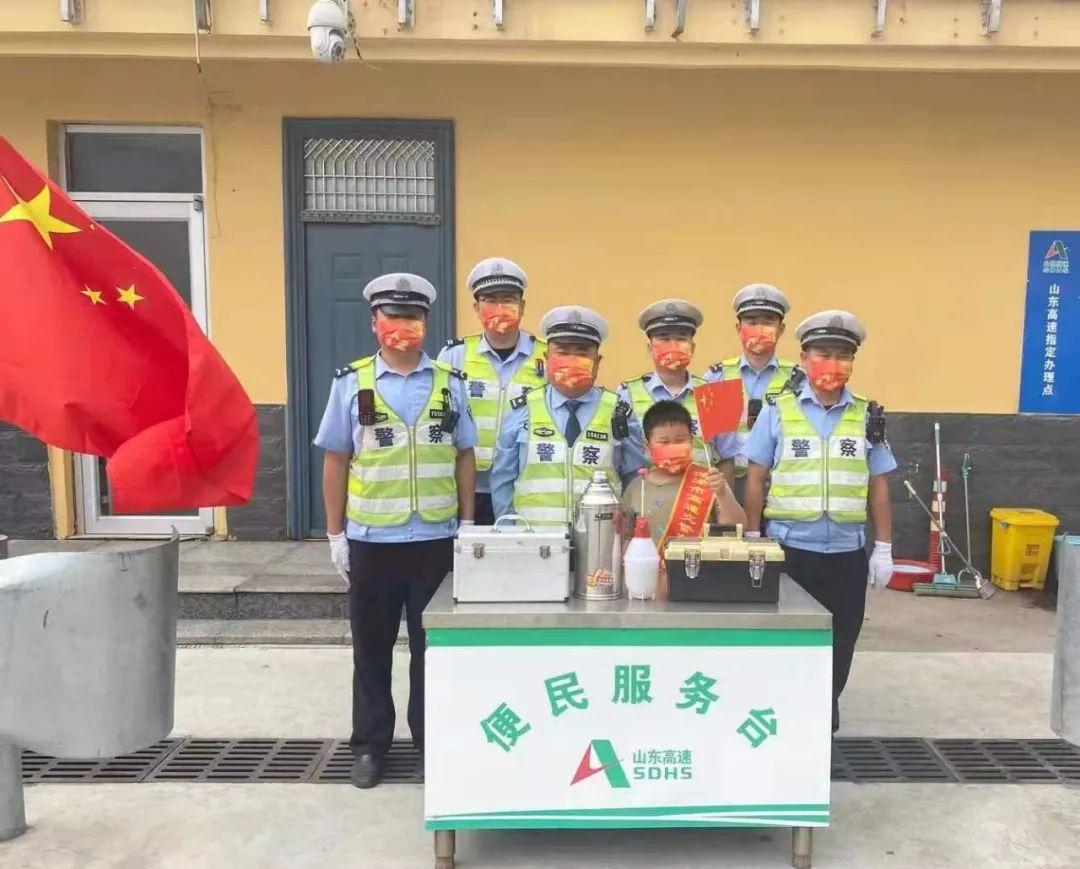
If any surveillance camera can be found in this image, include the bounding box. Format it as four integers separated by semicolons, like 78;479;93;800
307;0;349;64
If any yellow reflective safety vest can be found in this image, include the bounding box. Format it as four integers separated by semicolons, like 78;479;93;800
461;333;546;472
715;357;795;477
764;391;870;524
716;357;796;436
624;373;709;467
346;357;458;527
514;387;620;526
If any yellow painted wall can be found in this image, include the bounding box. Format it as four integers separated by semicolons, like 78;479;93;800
6;0;1080;67
2;57;1078;414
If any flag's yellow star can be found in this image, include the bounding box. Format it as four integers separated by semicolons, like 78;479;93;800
116;284;144;309
0;179;80;249
80;286;105;306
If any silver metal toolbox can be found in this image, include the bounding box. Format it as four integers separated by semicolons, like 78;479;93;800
453;515;571;603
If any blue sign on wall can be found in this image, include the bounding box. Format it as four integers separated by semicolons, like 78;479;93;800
1019;231;1080;414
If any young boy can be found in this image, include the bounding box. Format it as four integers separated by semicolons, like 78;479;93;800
622;401;745;596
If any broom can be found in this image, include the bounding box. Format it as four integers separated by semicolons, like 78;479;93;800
905;479;995;599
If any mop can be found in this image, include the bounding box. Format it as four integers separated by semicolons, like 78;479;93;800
907;474;995;599
953;453;991;596
907;422;994;599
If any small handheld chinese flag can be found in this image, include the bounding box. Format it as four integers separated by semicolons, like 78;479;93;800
0;137;257;512
693;380;744;439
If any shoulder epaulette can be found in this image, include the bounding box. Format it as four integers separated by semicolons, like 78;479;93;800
509;386;534;410
768;390;797;407
432;359;467;380
444;337;465;349
638;371;653;383
334;358;368;378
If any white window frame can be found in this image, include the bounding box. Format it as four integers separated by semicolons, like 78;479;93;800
58;124;206;197
60;125;215;537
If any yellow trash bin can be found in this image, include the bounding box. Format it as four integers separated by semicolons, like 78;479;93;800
989;508;1060;591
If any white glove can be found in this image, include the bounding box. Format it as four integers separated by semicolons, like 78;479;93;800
328;531;350;586
744;530;762;539
868;541;893;590
459;520;475;526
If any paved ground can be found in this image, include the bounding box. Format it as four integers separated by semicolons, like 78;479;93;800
8;783;1080;869
4;539;1074;868
6;643;1075;869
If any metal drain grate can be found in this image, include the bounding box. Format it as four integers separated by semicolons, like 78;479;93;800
19;737;1080;785
313;740;420;783
833;738;955;783
1026;739;1080;783
145;739;330;783
22;740;180;783
934;739;1080;784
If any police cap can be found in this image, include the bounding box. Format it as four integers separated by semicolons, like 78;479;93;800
637;299;703;338
363;273;436;316
467;257;527;298
732;283;791;318
795;310;867;349
539;305;608;346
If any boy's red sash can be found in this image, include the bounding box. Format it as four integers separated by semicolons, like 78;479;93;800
657;463;717;560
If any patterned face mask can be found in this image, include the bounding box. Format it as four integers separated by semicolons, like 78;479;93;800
479;301;522;335
376;317;425;352
650;441;693;474
807;357;853;391
650;339;693;371
548;355;595;390
739;324;778;355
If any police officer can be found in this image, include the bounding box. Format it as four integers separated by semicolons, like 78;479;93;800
490;306;647;524
742;310;895;734
438;257;546;525
617;299;738;475
315;273;478;789
706;284;797;486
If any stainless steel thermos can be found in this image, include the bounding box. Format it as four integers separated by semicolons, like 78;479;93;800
572;471;624;600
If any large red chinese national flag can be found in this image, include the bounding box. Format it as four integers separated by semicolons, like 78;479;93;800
0;137;257;513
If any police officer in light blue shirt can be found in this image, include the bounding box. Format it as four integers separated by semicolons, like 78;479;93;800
438;257;546;525
315;272;477;790
617;298;739;478
741;309;895;733
490;305;647;522
705;284;799;489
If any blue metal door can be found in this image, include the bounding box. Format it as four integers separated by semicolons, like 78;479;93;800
285;121;455;538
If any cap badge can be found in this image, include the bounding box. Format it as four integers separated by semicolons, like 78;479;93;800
664;302;676;313
395;277;412;292
491;261;504;275
568;310;582;324
828;315;844;328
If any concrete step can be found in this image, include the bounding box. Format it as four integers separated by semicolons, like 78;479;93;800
178;619;354;646
179;574;348;620
10;538;350;621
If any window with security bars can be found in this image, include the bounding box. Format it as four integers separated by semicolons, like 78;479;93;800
303;137;438;221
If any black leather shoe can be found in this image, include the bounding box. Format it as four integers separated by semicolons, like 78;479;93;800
350;753;383;789
414;751;425;784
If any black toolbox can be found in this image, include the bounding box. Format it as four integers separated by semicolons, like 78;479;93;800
664;525;784;604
